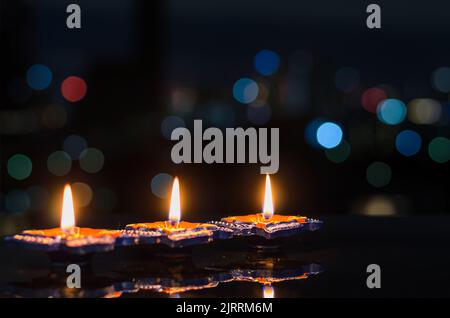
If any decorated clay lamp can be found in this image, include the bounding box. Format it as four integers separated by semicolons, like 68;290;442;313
211;174;322;242
118;177;226;248
6;184;119;265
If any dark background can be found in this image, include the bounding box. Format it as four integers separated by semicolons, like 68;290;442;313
0;0;449;234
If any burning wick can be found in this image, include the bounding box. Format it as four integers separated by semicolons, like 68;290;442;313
262;174;274;221
168;177;181;227
60;184;76;235
263;284;275;298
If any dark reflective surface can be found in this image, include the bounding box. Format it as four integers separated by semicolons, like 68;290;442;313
1;216;450;298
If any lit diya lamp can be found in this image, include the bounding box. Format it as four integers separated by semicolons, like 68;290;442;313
211;174;322;240
119;177;226;248
5;184;119;264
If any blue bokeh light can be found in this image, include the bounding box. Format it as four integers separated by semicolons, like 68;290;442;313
233;78;259;104
26;64;52;90
254;49;280;76
316;122;343;149
377;99;407;125
305;118;325;148
395;130;422;156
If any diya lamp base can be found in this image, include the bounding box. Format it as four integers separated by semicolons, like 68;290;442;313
5;227;119;265
120;221;217;249
218;214;323;241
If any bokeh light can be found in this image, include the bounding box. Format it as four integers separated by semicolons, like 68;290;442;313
407;98;442;124
7;154;32;181
247;103;271;125
63;134;88;159
377;98;406;125
361;87;387;113
61;76;87;102
151;173;174;199
5;190;30;214
428;137;450;163
72;182;93;207
431;67;450;93
395;130;422;156
26;64;52;90
171;87;196;113
305;118;325;148
362;195;397;216
254;49;280;76
334;67;359;93
316;122;343;149
202;101;236;128
41;104;68;129
233;78;259;104
366;161;392;187
161;115;186;140
47;151;72;176
79;148;105;173
325;140;351;163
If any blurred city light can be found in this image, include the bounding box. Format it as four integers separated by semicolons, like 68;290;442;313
428;137;450;163
407;98;441;124
47;151;72;176
61;76;87;102
377;98;407;125
254;49;280;76
395;130;422;156
63;134;88;159
26;64;52;90
161;115;185;139
7;154;32;181
325;140;351;163
79;148;105;173
431;67;450;93
316;122;343;149
366;161;392;187
361;87;387;113
151;173;174;199
233;78;259;104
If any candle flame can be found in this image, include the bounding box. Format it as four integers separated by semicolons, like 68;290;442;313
169;177;181;225
263;285;275;298
262;174;274;220
60;184;76;233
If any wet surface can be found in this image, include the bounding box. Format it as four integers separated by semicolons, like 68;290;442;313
1;216;450;298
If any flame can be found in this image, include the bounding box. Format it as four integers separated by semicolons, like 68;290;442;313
60;184;76;233
262;174;274;220
169;177;181;225
263;285;275;298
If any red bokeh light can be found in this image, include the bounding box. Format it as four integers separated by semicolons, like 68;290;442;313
361;87;386;113
61;76;87;102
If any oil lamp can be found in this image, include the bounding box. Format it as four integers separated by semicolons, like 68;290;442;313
211;174;322;240
5;184;119;262
119;177;225;248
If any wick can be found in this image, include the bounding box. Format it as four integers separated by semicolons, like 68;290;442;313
61;226;77;237
168;220;179;228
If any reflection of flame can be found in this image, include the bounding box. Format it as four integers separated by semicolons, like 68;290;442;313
262;174;274;220
263;284;275;298
169;177;181;225
60;184;76;233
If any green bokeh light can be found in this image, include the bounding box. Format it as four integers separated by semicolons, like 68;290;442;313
366;161;392;188
47;151;72;176
79;148;105;173
7;154;32;180
325;140;351;163
428;137;450;163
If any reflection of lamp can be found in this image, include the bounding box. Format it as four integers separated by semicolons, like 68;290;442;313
263;285;275;298
6;184;119;258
